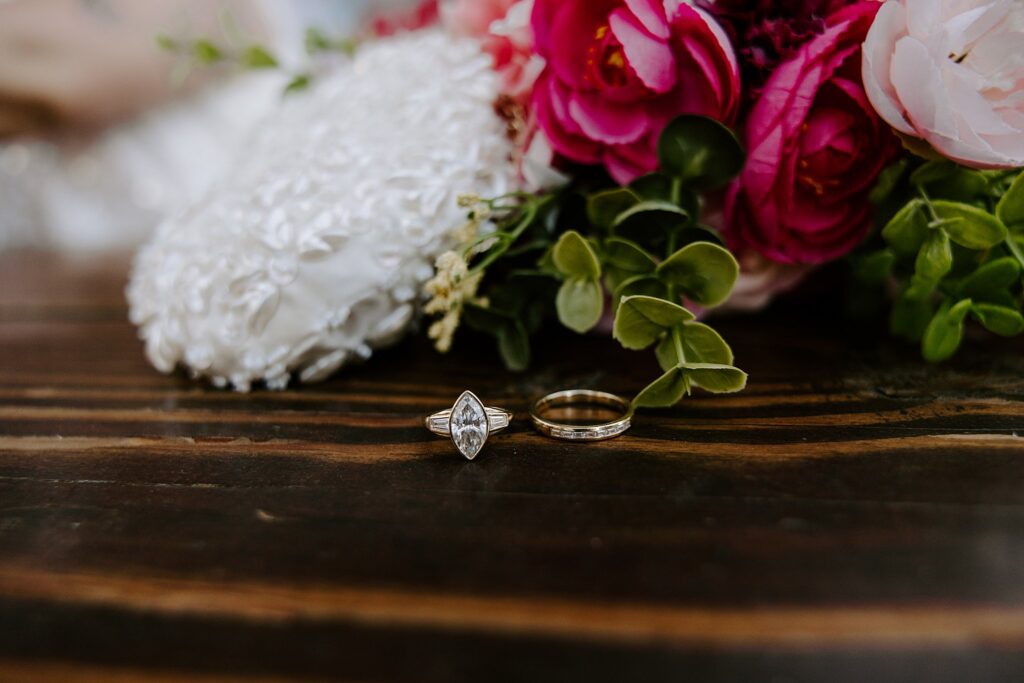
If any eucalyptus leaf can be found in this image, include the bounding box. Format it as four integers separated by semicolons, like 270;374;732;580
613;295;694;350
587;188;640;230
556;278;603;334
853;249;895;284
613;274;668;306
932;200;1007;249
911;161;988;201
657;115;745;189
629;173;674;201
922;299;971;362
243;45;279;69
611;200;690;238
633;368;688;408
881;199;928;255
869;158;909;205
655;335;678;372
971;303;1024;337
604;237;657;273
890;294;933;342
681;363;748;393
656;242;739;307
957;257;1021;300
552;231;601;279
915;229;952;284
679;322;734;365
996;171;1024;229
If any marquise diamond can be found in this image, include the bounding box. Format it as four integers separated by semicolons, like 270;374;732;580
449;390;489;460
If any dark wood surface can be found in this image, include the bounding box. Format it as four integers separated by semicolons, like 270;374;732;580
2;252;1024;682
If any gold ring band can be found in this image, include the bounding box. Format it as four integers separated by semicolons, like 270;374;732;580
529;390;633;441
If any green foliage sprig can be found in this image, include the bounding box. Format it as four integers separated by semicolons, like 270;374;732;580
448;115;749;409
860;160;1024;361
157;27;355;95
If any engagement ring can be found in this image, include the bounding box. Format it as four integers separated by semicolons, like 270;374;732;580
425;390;512;460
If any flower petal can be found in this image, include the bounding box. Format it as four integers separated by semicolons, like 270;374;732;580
569;89;650;144
609;8;677;94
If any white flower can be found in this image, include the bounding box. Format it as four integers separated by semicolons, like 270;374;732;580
128;30;514;390
863;0;1024;168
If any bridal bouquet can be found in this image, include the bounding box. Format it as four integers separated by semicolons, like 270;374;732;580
129;0;1024;405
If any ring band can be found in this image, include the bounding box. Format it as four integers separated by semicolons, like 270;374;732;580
529;390;633;441
425;390;512;460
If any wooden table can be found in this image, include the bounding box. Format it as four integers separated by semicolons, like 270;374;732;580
2;253;1024;682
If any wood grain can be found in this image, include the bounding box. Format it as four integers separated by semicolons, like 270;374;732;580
1;252;1024;681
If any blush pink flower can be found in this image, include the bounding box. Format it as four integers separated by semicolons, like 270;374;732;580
530;0;741;184
726;1;895;265
442;0;543;100
862;0;1024;169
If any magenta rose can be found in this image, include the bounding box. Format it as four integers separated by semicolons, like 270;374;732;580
530;0;741;184
726;1;895;265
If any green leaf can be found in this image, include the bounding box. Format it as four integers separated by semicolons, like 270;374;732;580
657;115;745;189
971;303;1024;337
497;321;530;371
193;40;223;64
656;242;739;307
284;74;312;94
957;257;1021;299
655;335;678;372
587;188;640;230
915;229;953;284
552;231;601;280
853;249;895;284
613;274;668;306
679;322;734;365
611;200;691;238
922;299;970;363
629;173;674;201
997;171;1024;229
604;237;657;274
911;161;988;202
681;363;748;393
156;34;178;51
932;200;1008;249
243;45;278;68
890;293;934;342
869;158;909;205
881;199;929;256
633;368;688;408
556;278;603;334
462;303;507;334
613;295;694;350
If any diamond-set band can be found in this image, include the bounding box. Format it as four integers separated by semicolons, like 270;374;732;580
529;390;633;442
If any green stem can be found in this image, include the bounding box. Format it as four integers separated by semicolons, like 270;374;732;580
672;326;686;365
1005;234;1024;270
916;186;943;226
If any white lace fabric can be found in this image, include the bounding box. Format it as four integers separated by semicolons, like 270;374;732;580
128;30;513;390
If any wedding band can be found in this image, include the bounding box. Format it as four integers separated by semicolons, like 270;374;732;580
425;390;512;460
529;390;633;441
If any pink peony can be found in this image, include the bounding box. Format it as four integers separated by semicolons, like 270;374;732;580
442;0;543;100
862;0;1024;169
726;2;895;265
530;0;741;184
